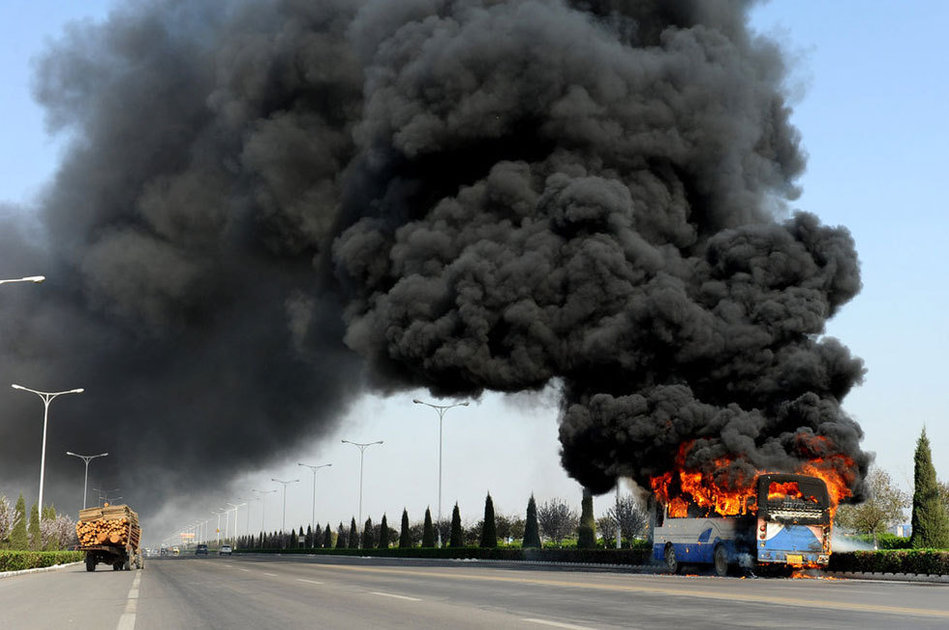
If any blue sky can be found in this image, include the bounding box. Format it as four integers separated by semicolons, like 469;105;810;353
1;2;946;538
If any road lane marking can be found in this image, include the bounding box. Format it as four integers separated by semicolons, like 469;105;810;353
307;564;949;620
116;571;141;630
238;568;251;572
524;619;595;630
371;591;421;602
263;572;278;577
297;578;323;585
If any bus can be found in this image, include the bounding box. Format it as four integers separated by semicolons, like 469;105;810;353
652;473;832;576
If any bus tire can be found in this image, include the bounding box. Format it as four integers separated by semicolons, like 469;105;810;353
664;544;679;574
713;544;729;577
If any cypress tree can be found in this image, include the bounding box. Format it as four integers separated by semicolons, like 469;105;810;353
348;518;359;549
28;503;41;551
400;509;412;548
422;507;435;547
523;494;541;548
361;517;374;548
577;488;596;549
911;428;949;548
10;494;27;550
306;524;314;548
323;523;332;548
449;503;463;547
480;493;498;548
336;522;347;549
378;514;389;549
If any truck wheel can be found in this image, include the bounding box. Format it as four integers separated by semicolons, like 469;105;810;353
664;544;679;574
85;557;96;572
113;562;122;571
713;545;729;577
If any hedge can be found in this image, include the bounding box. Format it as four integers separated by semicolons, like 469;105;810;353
829;550;949;575
238;545;654;565
0;550;84;572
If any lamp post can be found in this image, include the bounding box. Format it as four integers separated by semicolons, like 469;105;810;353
271;478;299;533
412;399;469;547
298;462;331;540
65;451;108;509
341;440;383;526
12;384;84;525
0;275;45;285
252;488;276;534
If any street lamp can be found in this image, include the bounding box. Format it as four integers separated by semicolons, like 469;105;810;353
341;440;383;526
226;500;246;542
252;488;276;534
0;275;45;285
12;384;84;525
298;462;331;539
271;478;299;533
65;451;108;509
412;398;469;547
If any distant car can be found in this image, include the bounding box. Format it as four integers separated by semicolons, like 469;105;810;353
195;544;209;556
219;545;232;556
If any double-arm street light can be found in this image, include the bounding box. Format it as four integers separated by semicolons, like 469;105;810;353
66;451;108;509
271;478;299;533
12;384;84;525
0;275;45;285
298;462;331;538
341;440;383;526
252;488;277;534
412;399;469;547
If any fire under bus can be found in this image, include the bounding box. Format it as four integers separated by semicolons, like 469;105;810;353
652;473;832;576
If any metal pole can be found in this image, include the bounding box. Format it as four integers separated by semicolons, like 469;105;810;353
298;463;332;541
271;478;299;533
0;275;44;285
412;399;468;547
13;385;84;525
66;452;108;509
341;441;383;526
616;482;622;549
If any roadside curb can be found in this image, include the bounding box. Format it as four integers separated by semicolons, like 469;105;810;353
824;571;949;584
0;561;83;579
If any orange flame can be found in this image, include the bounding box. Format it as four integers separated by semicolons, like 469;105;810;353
650;436;855;517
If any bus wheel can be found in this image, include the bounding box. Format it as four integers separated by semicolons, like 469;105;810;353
664;545;679;574
713;545;729;577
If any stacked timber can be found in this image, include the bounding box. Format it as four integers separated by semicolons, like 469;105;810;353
76;504;140;548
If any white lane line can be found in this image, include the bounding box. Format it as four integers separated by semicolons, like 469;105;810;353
238;568;251;572
263;572;278;577
523;619;596;630
370;592;421;602
296;578;323;585
116;571;142;630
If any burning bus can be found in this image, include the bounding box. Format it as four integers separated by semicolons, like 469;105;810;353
653;473;832;576
649;440;852;576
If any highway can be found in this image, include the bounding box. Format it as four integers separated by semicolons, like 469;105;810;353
2;554;949;629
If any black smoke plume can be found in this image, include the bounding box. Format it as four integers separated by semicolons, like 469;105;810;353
0;0;870;525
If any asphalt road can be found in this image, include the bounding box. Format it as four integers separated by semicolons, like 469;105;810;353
2;554;949;629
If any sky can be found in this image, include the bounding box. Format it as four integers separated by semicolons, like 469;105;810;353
1;1;946;544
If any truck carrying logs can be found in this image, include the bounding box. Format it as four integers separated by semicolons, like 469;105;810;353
76;504;143;572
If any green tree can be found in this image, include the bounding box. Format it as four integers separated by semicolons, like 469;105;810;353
835;467;910;545
911;428;949;548
349;518;359;549
336;522;347;549
378;514;389;549
449;503;463;548
577;489;596;549
399;509;411;548
422;507;435;547
306;524;314;548
523;494;541;548
480;493;497;548
322;523;332;548
9;494;27;550
361;518;374;549
28;503;41;551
